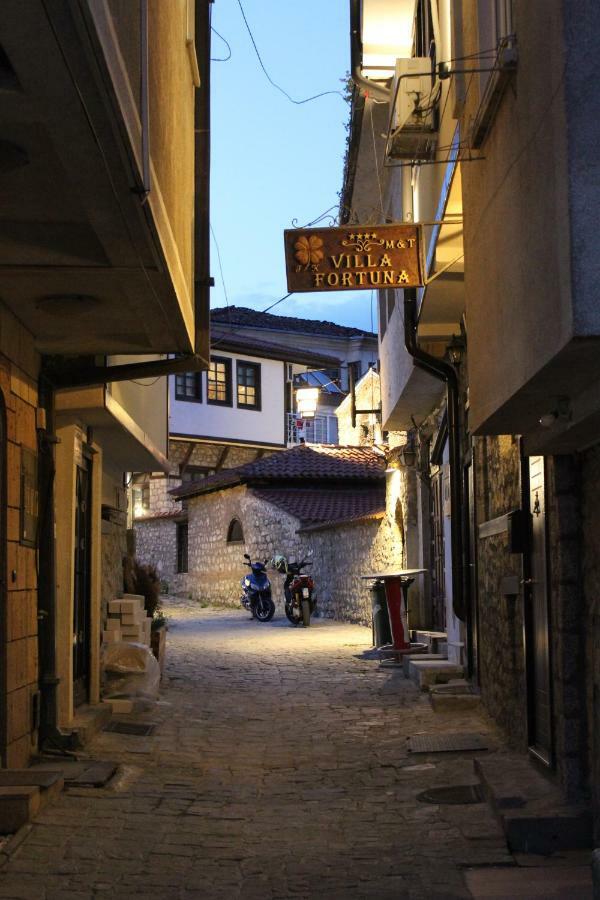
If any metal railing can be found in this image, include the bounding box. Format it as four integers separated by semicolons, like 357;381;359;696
287;413;338;446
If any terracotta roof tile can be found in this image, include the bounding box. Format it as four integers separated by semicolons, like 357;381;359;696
211;306;377;340
210;328;341;367
250;487;385;527
170;444;386;500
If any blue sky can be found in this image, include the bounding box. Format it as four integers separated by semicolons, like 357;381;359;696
210;0;377;333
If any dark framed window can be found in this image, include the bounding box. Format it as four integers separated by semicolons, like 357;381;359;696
176;521;188;573
207;356;232;405
226;518;244;543
181;466;215;483
175;371;202;402
236;361;261;410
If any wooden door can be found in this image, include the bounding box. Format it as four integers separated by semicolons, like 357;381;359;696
525;455;553;765
0;391;6;763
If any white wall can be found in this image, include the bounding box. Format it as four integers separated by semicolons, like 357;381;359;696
169;351;286;446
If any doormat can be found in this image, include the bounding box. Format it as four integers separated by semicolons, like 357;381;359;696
407;732;489;753
103;721;156;736
416;784;484;805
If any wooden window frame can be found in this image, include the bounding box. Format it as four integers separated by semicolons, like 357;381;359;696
236;360;261;411
175;371;202;403
207;356;232;407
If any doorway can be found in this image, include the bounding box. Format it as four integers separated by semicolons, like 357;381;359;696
523;455;553;766
430;467;446;631
72;454;92;708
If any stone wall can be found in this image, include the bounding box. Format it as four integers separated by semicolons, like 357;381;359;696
177;479;404;625
134;517;180;590
474;435;528;749
101;520;127;620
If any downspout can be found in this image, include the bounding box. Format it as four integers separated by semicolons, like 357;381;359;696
404;289;466;622
350;0;391;101
37;375;79;751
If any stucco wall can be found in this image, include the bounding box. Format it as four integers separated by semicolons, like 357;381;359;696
169;353;286;446
460;0;573;433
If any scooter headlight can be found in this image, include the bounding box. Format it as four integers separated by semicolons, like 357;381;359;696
244;578;251;587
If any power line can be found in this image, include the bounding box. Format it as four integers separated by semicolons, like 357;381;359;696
235;0;345;105
210;224;231;312
211;25;232;62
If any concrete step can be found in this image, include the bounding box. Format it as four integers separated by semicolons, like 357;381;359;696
411;630;447;653
429;679;482;712
408;658;464;690
402;652;445;678
475;756;593;854
0;769;64;834
71;703;112;747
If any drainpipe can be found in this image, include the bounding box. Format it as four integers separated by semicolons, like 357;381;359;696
350;0;391;101
404;289;466;622
37;375;80;751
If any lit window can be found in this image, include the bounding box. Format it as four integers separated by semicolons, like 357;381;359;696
237;361;261;410
175;371;202;402
207;357;232;405
226;518;244;543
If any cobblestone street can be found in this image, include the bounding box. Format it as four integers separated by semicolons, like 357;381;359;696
0;598;587;899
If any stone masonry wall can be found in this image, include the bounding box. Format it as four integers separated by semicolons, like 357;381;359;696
177;480;404;625
474;435;528;749
134;518;179;590
101;520;127;621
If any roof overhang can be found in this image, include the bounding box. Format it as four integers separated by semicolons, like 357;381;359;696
55;384;169;473
0;1;207;356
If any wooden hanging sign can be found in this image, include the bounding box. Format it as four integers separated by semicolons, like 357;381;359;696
283;224;425;293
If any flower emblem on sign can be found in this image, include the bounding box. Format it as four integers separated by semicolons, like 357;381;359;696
294;234;324;271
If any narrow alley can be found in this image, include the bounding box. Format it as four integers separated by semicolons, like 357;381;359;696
0;599;591;899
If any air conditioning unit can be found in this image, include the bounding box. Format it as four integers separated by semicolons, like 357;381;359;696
389;57;437;161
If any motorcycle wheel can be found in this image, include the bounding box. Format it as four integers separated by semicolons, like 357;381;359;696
301;599;311;627
285;603;302;626
254;594;275;622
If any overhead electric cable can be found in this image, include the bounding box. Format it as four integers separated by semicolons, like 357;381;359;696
211;26;232;61
235;0;345;104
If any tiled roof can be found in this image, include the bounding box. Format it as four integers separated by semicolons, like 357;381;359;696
210;327;341;367
250;486;385;527
171;444;386;500
211;306;377;340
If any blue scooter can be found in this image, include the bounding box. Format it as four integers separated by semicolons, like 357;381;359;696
240;553;275;622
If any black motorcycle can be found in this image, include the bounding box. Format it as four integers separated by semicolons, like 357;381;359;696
240;553;275;622
273;555;317;626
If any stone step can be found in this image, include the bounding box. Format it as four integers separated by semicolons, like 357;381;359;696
402;652;445;678
0;786;40;833
475;756;593;854
411;630;447;653
429;679;482;712
0;769;63;835
408;658;464;690
71;702;112;747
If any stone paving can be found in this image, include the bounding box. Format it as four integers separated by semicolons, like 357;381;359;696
0;598;569;899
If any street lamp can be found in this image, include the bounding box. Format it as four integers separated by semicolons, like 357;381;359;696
296;387;319;418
